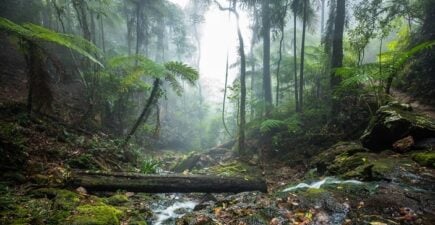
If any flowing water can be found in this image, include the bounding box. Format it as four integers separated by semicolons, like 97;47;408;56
282;177;363;192
150;194;198;225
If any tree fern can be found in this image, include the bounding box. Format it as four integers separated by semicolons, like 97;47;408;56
0;17;102;67
164;61;199;85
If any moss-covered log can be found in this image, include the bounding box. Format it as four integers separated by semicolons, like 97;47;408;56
70;171;267;193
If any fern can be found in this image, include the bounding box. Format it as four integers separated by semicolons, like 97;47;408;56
164;61;199;85
260;119;286;133
0;17;102;67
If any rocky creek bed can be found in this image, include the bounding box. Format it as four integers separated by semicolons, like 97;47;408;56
1;103;434;224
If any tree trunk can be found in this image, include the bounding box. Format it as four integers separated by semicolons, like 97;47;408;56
214;0;246;154
320;0;325;36
99;10;106;53
276;23;285;107
330;0;345;114
236;9;246;156
262;0;273;114
73;0;91;41
71;171;268;193
299;0;307;113
135;0;144;60
293;8;299;112
123;79;160;147
330;0;345;89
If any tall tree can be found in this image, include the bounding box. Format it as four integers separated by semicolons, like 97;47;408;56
298;0;308;112
215;0;247;155
262;0;273;114
330;0;345;113
275;0;289;107
291;0;302;112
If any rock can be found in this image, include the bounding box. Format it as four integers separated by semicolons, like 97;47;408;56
412;152;435;168
414;138;435;149
105;194;129;206
310;142;369;175
360;102;435;151
392;136;414;152
68;204;123;225
173;153;202;173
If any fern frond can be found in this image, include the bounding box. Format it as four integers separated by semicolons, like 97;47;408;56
108;55;166;78
260;119;286;133
164;61;199;85
0;17;103;67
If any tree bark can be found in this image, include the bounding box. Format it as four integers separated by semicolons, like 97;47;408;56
71;171;267;193
293;6;299;112
330;0;345;114
236;10;246;156
330;0;345;89
276;20;285;107
122;78;160;147
299;0;307;113
262;0;273;114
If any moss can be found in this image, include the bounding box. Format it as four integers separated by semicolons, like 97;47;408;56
413;152;435;168
67;154;96;170
311;142;368;175
31;188;81;210
300;188;327;199
105;194;129;206
69;204;123;225
209;161;248;176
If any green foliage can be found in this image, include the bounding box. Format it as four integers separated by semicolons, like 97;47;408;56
164;61;199;95
0;17;102;66
69;204;123;225
140;158;159;174
260;119;286;133
412;152;435;168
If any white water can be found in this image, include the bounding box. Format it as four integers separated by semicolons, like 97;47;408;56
153;200;197;225
282;177;363;192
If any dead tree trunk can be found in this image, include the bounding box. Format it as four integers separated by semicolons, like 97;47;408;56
70;171;267;193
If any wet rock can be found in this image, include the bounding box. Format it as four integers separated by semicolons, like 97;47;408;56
360;102;435;151
311;142;369;175
412;152;435;168
392;136;414;152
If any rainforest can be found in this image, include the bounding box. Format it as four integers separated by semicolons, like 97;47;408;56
0;0;434;224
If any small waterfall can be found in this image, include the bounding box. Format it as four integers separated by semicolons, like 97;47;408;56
282;177;363;192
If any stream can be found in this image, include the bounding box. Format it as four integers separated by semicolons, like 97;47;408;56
150;194;198;225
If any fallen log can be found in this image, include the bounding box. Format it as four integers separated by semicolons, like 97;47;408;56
70;170;267;193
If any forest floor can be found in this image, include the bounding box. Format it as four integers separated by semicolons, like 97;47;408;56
0;46;434;224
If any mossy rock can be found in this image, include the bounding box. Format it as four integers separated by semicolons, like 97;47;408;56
340;153;415;181
31;188;81;210
360;102;435;151
105;194;129;206
412;152;435;168
68;204;123;225
311;142;369;175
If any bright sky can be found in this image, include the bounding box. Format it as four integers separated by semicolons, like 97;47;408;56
169;0;252;106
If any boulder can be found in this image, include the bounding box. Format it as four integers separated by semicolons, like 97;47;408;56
360;102;435;151
310;142;369;175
